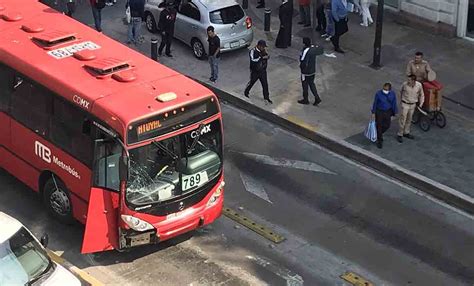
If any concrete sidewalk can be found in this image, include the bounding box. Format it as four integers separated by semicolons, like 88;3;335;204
44;0;474;203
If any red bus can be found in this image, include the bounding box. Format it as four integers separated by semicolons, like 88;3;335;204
0;0;224;253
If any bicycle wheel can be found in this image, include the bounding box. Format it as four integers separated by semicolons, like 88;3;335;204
412;109;420;124
428;111;436;121
420;115;431;132
435;111;447;128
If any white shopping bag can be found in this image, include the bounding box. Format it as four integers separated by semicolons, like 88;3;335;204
364;119;377;142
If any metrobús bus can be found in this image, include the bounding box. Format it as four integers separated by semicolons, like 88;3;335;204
0;0;224;253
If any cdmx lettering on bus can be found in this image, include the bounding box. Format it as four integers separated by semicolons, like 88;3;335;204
73;95;90;109
190;124;211;139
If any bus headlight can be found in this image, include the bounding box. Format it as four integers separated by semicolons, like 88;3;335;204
121;215;154;232
207;181;225;207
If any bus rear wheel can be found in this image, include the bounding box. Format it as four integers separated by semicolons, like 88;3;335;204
43;177;74;224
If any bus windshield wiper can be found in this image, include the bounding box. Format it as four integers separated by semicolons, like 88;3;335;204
152;140;178;160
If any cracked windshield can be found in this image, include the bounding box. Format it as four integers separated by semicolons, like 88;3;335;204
126;120;222;206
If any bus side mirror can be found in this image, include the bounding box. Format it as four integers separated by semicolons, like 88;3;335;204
119;155;129;182
40;233;49;248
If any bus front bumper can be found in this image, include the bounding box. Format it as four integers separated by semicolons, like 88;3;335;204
119;197;223;249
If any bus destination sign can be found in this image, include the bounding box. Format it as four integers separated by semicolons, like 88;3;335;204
128;98;219;144
136;120;161;136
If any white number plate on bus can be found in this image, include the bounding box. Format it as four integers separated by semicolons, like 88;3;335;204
47;41;101;59
182;171;208;191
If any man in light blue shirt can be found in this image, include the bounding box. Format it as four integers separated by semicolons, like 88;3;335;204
331;0;349;53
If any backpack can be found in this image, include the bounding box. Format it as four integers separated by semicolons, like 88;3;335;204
95;0;106;9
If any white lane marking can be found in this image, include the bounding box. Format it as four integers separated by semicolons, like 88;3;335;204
225;104;473;221
247;255;304;286
241;152;336;175
240;172;273;204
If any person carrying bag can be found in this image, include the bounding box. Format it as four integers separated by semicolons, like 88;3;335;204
370;83;398;148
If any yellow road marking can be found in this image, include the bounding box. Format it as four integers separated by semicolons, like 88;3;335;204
341;272;374;286
286;115;319;132
223;207;285;243
47;250;104;286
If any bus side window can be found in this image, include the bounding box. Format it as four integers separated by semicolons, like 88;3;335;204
10;77;52;137
0;64;14;112
50;98;93;167
92;128;121;192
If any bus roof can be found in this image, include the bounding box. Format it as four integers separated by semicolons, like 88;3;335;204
0;0;215;138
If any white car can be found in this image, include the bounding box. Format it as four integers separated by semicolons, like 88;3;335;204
0;212;81;286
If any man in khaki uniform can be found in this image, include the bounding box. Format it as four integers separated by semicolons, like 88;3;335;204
406;51;433;82
397;75;424;143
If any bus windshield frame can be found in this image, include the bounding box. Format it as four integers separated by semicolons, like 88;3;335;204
125;118;223;213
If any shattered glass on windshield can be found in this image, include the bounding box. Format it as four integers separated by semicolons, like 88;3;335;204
126;120;222;206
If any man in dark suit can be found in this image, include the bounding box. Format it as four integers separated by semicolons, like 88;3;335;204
158;0;177;57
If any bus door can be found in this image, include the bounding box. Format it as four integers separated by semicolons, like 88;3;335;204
81;127;124;253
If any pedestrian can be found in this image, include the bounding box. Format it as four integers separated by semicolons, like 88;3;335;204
349;0;362;14
406;51;433;82
257;0;265;9
207;26;220;83
321;0;334;42
158;0;177;57
397;75;424;143
275;0;293;49
298;0;311;27
298;37;323;106
371;83;398;148
360;0;373;26
331;0;349;53
244;40;272;105
90;0;106;32
315;3;326;32
64;0;76;17
126;0;145;45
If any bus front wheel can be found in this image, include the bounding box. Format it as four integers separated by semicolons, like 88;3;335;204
43;177;74;224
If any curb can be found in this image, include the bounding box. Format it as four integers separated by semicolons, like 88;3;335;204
195;79;474;216
47;250;104;286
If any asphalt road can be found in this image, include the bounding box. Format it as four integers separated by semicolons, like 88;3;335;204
1;102;473;285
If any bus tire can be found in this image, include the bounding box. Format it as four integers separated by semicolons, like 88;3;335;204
43;178;74;224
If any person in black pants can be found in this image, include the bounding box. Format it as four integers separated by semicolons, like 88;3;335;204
315;3;326;32
298;37;323;106
244;40;272;105
158;1;177;57
371;83;398;148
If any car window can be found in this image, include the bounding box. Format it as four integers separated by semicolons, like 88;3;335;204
179;3;200;21
209;5;244;24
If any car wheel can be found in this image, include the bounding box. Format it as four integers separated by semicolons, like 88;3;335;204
192;39;205;60
43;177;74;224
145;12;157;33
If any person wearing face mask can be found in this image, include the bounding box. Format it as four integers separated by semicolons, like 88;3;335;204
371;83;398;149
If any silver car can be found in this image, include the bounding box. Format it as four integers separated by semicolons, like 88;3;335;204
144;0;254;59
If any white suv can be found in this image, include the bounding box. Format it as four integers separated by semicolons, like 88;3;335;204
0;212;81;286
